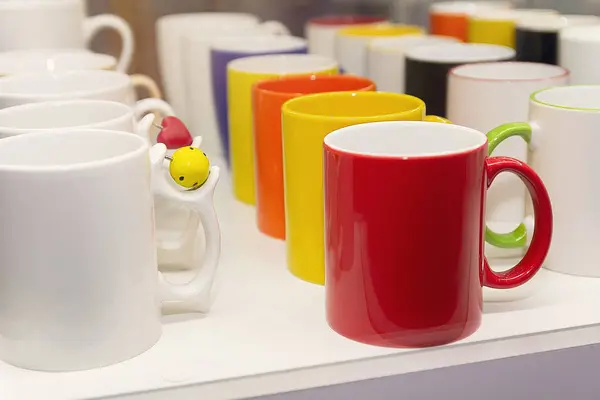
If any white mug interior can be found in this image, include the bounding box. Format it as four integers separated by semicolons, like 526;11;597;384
0;100;133;136
228;53;336;74
0;129;145;168
405;42;515;63
0;70;130;98
451;61;568;81
211;35;306;53
532;85;600;110
0;49;116;75
324;121;486;158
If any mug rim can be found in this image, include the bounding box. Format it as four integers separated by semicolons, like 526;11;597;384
0;100;133;136
368;35;458;53
282;92;424;122
0;49;116;75
449;61;569;82
405;43;515;64
516;14;600;32
429;1;512;15
531;85;600;112
324;121;486;159
254;74;375;98
0;70;130;99
210;35;306;53
307;15;386;26
0;0;80;9
0;129;148;172
227;54;337;75
337;24;423;37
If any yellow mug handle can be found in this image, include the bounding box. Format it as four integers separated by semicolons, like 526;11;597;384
424;115;452;123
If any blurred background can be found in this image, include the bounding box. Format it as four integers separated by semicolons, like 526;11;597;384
88;0;600;88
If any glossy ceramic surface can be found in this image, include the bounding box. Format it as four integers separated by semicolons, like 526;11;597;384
227;54;338;205
210;35;306;163
335;24;424;76
560;25;600;84
429;1;512;42
305;15;386;59
252;74;375;240
323;121;553;347
282;92;446;285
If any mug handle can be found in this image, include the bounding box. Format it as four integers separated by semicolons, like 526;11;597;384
485;122;532;248
132;98;175;122
131;74;163;99
83;14;134;73
150;141;221;312
260;20;290;35
424;115;451;123
483;155;552;289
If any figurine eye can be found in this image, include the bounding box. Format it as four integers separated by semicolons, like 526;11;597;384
179;176;184;181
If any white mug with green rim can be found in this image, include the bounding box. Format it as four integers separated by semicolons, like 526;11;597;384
486;85;600;277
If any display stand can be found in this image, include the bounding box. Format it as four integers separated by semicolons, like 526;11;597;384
2;160;600;400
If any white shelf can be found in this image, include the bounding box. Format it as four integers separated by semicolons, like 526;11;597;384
2;161;600;400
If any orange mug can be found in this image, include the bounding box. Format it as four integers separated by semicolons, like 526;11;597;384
252;74;375;239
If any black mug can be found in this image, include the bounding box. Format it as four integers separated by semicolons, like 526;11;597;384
404;43;515;118
516;15;600;65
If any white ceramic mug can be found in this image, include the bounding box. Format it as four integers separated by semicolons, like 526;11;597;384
447;62;569;259
304;15;386;59
156;12;288;122
560;25;600;84
0;129;220;371
0;0;133;72
0;49;121;75
0;70;168;117
335;24;424;76
485;85;600;277
367;35;459;93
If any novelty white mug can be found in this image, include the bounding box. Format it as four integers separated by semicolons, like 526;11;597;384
0;0;133;72
156;12;287;121
0;70;167;117
447;62;569;258
0;129;221;371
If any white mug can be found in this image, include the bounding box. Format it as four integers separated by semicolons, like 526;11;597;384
183;30;294;158
0;49;122;75
0;70;168;117
560;25;600;85
156;12;287;122
0;129;221;371
486;85;600;277
0;0;133;72
367;35;459;93
447;62;569;259
304;15;386;59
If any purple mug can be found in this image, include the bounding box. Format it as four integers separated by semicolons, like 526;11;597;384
210;36;307;163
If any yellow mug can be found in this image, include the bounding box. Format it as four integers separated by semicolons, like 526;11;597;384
227;54;338;205
468;8;557;48
282;92;449;285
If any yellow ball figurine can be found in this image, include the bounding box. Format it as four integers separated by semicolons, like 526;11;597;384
169;146;210;190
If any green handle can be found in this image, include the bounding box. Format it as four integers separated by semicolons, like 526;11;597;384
485;122;532;249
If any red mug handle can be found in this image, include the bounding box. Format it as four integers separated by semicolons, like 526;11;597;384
483;156;553;289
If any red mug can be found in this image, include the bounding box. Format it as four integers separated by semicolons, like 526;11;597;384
323;121;552;348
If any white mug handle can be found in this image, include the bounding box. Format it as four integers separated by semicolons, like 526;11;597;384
150;142;221;312
260;20;290;35
83;14;134;73
133;98;175;122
